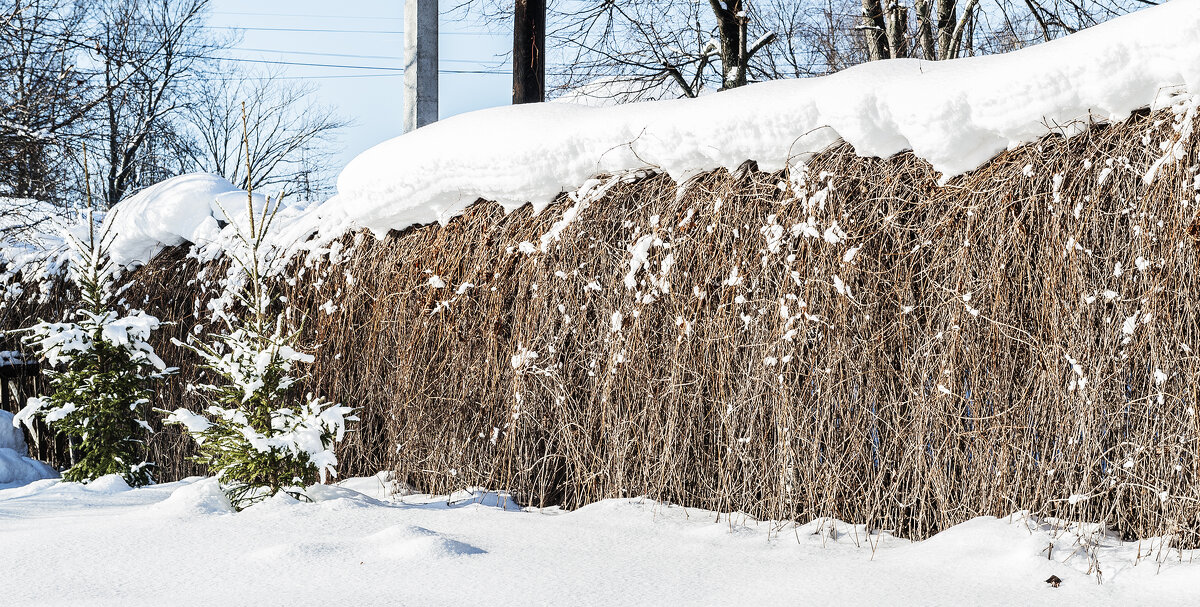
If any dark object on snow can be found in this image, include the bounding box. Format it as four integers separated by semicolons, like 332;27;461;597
1045;575;1062;588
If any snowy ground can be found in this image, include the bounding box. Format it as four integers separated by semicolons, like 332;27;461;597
1;474;1197;606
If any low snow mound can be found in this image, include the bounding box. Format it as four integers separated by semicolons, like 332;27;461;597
304;482;390;508
151;477;234;517
0;198;73;252
337;470;415;501
102;173;267;267
0;198;80;285
314;0;1199;239
249;523;485;563
82;474;132;494
0;447;57;486
0;410;57;487
444;487;522;511
1;481;1197;605
367;524;485;559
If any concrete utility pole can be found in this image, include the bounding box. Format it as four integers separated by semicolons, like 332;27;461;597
404;0;438;132
513;0;545;104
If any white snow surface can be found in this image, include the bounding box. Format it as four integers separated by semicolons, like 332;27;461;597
100;173;269;267
0;198;79;290
301;0;1200;240
0;410;57;487
1;475;1198;606
0;411;28;453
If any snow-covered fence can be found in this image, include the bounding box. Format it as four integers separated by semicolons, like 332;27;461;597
120;103;1200;542
3;99;1199;545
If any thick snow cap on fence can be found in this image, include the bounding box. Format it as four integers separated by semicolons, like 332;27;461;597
308;0;1200;240
103;173;267;267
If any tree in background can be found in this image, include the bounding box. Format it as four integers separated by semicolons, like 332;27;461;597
0;0;347;210
539;1;778;99
13;202;174;486
181;72;347;198
94;0;218;208
0;0;93;202
460;0;1155;103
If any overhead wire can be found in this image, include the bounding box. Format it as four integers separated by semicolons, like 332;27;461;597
215;56;516;74
200;25;493;36
231;47;514;67
198;12;516;74
103;10;562;81
209;10;407;21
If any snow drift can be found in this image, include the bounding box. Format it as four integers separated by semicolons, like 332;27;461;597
4;0;1200;549
100;173;272;267
2;476;1198;605
0;410;57;487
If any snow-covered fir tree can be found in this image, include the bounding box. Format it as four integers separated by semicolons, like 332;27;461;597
13;211;173;486
165;192;354;510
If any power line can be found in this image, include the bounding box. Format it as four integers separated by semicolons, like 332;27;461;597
212;55;522;74
232;47;512;66
187;71;514;82
210;11;406;21
202;25;494;36
208;55;517;75
215;56;404;71
236;48;407;61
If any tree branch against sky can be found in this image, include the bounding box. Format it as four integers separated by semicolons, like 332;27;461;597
0;0;350;208
96;0;217;207
183;70;348;197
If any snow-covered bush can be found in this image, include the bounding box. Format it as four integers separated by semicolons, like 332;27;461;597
13;217;173;486
165;193;354;509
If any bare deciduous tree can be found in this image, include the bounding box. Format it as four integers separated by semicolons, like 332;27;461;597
460;1;779;101
94;0;217;207
459;0;1155;105
0;0;90;201
0;0;347;210
182;72;348;196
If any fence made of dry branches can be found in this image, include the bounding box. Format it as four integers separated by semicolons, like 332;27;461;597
4;104;1199;544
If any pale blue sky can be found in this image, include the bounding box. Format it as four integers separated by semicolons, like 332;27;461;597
206;1;514;170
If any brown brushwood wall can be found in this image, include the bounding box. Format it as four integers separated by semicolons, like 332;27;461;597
4;107;1200;543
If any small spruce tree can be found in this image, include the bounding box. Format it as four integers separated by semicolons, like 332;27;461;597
165;187;354;510
14;209;173;486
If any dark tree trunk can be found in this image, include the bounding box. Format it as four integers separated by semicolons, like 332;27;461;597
936;0;957;60
861;0;890;61
886;3;909;59
916;0;936;60
709;1;745;89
